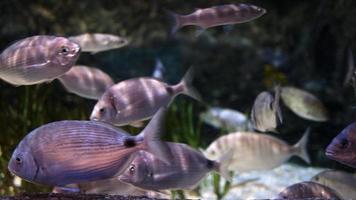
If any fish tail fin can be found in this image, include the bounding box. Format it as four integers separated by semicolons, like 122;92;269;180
164;8;182;35
215;150;233;182
176;67;202;102
292;127;311;164
138;107;171;164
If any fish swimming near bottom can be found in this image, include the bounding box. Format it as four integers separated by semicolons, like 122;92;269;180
58;65;114;100
118;143;231;191
8;108;170;186
204;129;310;172
277;181;342;199
311;170;356;200
326;122;356;168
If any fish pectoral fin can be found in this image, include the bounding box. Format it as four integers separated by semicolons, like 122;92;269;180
129;120;145;128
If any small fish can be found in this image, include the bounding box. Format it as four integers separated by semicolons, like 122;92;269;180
204;129;310;172
90;67;201;127
119;143;231;191
200;107;251;132
280;86;329;122
68;33;129;54
311;170;356;200
58;65;114;100
167;3;266;34
8;108;170;186
0;35;80;85
151;58;165;80
277;181;342;199
251;86;282;133
326;122;356;168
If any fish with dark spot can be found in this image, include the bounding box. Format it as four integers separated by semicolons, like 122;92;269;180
90;67;201;127
0;35;80;85
8;108;170;186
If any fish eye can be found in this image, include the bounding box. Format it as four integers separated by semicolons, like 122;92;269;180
340;138;349;149
99;108;105;113
59;46;69;55
15;157;22;165
129;164;135;173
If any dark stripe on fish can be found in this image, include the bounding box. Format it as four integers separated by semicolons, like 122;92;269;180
124;138;136;148
206;159;215;169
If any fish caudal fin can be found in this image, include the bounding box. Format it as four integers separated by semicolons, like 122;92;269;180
215;150;233;182
138;108;171;164
292;127;311;164
178;67;202;102
164;9;182;35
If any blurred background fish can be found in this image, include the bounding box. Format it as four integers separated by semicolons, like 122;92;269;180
151;58;165;81
58;65;114;100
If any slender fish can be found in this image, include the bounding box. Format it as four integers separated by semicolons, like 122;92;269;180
58;65;114;100
0;35;80;85
8;108;170;186
168;3;266;34
119;143;231;190
204;129;310;172
90;67;201;127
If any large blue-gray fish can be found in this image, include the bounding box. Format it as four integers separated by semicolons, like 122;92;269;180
8;108;170;186
168;3;266;34
0;35;80;85
58;65;114;100
118;143;231;191
90;67;201;127
326;122;356;168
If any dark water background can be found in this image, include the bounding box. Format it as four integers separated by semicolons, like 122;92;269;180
0;0;355;195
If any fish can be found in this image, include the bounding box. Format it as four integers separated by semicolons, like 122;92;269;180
8;108;170;186
280;86;329;122
118;143;231;191
200;107;251;132
277;181;342;199
167;3;266;34
58;65;114;100
151;58;165;80
68;33;129;54
311;170;356;200
326;122;356;168
204;129;310;172
0;35;80;85
90;67;201;127
250;86;282;133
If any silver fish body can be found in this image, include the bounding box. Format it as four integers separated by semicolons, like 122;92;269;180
119;143;230;191
68;33;129;54
277;181;342;199
281;86;329;122
169;3;266;33
58;65;114;100
204;129;310;172
8;108;169;186
90;68;200;126
0;35;80;85
311;170;356;200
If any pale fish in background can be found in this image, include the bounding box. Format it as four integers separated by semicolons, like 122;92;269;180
167;3;266;34
0;35;80;85
151;58;165;80
277;181;342;199
8;108;170;186
68;33;129;54
90;67;201;127
311;170;356;200
204;129;310;172
58;65;114;100
280;86;329;122
119;143;231;191
251;86;282;133
200;107;251;132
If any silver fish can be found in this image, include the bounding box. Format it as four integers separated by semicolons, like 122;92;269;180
8;108;170;186
277;181;342;199
168;3;266;34
200;107;251;132
119;143;231;191
311;170;356;200
58;65;114;100
68;33;129;54
281;86;329;122
0;35;80;85
90;67;201;127
152;58;165;80
251;86;282;133
204;129;310;172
